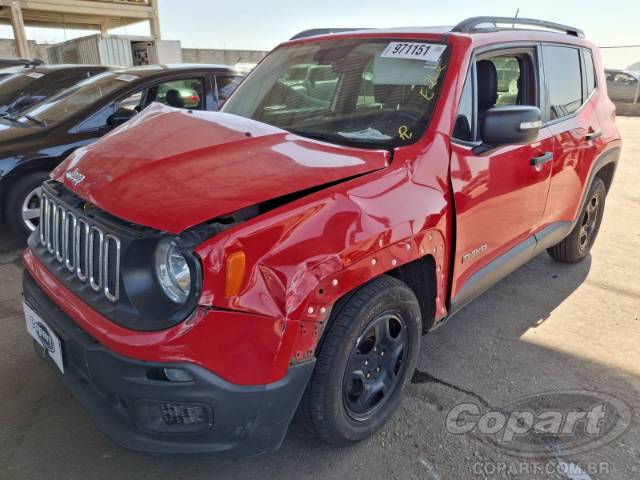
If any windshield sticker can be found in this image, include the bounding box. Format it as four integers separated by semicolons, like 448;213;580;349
115;74;139;83
373;56;441;86
419;64;445;101
26;72;45;79
381;42;446;63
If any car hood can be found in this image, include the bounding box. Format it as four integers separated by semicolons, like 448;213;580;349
52;104;389;233
0;119;42;144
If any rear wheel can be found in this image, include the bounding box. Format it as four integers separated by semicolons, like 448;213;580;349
298;275;421;444
5;171;50;239
547;177;607;263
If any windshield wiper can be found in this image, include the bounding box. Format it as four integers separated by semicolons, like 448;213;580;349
21;114;46;127
287;130;337;142
1;112;46;126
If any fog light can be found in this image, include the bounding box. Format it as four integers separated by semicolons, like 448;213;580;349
136;400;213;433
163;368;194;382
160;403;206;426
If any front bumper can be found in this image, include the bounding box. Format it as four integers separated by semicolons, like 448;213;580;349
23;270;315;456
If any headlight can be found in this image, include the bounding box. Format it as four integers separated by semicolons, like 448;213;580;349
155;240;192;304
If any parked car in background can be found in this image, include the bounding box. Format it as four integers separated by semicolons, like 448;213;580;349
605;69;640;103
281;63;339;102
0;64;244;236
21;17;619;455
0;64;110;115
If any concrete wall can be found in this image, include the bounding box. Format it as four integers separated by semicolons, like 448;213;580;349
0;38;49;61
182;48;267;65
614;102;640;117
0;37;266;67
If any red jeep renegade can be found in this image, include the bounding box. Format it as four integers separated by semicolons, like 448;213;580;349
22;17;620;455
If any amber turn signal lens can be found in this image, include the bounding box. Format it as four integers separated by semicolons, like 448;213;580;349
225;251;246;297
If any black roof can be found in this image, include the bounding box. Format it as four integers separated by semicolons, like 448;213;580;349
112;64;243;77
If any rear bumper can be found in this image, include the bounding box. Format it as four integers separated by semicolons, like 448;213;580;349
23;270;315;456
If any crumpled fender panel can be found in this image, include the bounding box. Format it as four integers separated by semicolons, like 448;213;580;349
195;135;452;367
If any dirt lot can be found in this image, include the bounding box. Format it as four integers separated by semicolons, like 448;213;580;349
1;118;639;480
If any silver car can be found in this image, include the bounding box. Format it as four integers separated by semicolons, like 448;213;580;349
605;69;640;103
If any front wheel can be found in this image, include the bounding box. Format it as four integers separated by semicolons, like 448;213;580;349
547;177;607;263
5;171;50;239
298;275;422;444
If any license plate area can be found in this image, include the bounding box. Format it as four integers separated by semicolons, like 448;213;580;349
24;302;64;373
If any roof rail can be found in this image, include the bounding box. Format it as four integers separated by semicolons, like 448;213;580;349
451;17;584;38
0;58;45;68
290;28;372;40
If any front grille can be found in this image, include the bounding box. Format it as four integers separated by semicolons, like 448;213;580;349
39;192;121;302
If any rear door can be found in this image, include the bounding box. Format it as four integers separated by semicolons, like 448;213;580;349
449;45;555;307
540;45;603;230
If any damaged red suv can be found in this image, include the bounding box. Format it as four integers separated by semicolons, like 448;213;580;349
22;17;620;455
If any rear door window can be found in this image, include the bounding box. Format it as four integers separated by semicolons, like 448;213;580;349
149;78;205;110
542;45;583;120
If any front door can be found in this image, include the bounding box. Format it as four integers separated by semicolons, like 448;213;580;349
449;46;554;307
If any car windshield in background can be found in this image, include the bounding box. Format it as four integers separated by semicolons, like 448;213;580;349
222;38;449;149
0;72;40;105
16;72;138;125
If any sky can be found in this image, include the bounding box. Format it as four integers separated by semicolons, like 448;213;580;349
0;0;638;68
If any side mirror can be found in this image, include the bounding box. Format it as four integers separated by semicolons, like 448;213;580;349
480;106;542;146
107;107;137;127
14;96;37;110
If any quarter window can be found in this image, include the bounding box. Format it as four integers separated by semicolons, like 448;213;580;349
584;50;596;95
542;46;583;120
452;66;474;142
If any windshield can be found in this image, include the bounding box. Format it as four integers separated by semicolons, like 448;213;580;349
222;38;449;149
17;72;138;125
0;72;40;105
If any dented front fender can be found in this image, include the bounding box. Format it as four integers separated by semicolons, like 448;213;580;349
195;155;452;364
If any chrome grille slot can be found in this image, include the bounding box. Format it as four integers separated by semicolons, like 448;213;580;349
76;219;89;281
88;226;104;292
54;205;65;263
64;212;76;272
37;193;121;303
39;194;48;246
104;235;121;302
46;199;55;254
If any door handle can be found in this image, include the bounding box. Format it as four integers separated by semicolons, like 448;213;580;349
585;130;602;141
530;152;554;167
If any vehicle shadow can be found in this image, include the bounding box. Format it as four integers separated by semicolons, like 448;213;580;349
0;223;23;263
4;246;639;479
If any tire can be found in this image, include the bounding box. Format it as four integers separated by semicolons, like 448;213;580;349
547;177;607;263
298;275;422;445
4;171;50;239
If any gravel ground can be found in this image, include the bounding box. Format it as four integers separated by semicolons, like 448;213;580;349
1;117;639;480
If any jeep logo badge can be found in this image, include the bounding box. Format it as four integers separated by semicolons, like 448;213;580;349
66;170;85;186
33;321;55;353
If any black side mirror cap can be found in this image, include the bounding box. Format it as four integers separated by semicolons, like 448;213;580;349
480;105;542;146
107;107;137;127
